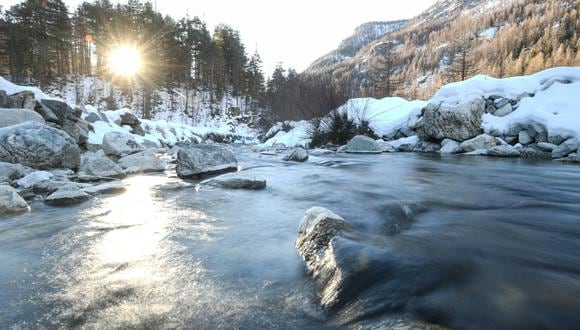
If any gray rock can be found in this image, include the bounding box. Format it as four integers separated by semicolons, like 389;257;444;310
504;136;518;144
34;101;59;122
202;174;266;190
283;147;309;162
552;138;580;159
0;122;81;170
176;144;238;178
518;130;533;145
83;181;126;195
487;145;521;157
493;104;513;117
556;153;580;163
537;142;558;152
548;135;567;145
493;98;511;109
0;90;7;107
31;179;92;195
0;108;45;128
102;131;145;157
460;134;502;152
16;171;53;188
376;140;396;153
398;126;414;138
416;98;485;142
85;112;101;123
44;187;90;206
345;135;381;154
522;147;552;160
0;162;32;183
413;140;441;153
439;139;462;154
0;185;29;214
36;100;72;125
310;148;335;156
118;150;165;173
7;91;36;110
79;150;125;178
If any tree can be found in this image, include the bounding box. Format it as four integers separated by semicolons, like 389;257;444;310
368;41;402;97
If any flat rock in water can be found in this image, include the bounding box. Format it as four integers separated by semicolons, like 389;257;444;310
118;150;165;173
176;144;238;179
345;135;381;154
45;188;90;206
0;185;29;214
283;147;309;162
83;181;126;195
202;174;266;190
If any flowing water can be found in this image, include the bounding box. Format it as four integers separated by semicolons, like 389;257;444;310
1;150;580;329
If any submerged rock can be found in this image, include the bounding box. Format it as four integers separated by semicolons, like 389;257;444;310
345;135;381;154
0;122;81;170
201;173;266;190
283;147;309;162
176;144;238;179
0;185;29;214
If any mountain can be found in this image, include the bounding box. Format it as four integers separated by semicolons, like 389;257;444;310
304;0;579;100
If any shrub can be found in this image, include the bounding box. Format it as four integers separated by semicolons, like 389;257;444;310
307;110;377;147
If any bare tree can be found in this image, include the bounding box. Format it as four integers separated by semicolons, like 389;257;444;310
369;40;402;97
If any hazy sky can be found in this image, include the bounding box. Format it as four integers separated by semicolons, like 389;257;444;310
3;0;438;74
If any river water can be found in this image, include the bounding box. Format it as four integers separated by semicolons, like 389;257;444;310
1;150;580;329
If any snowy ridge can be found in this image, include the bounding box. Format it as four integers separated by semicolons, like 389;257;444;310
0;77;58;101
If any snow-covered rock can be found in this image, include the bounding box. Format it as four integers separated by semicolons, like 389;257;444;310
102;131;145;157
0;122;81;170
389;136;419;152
439;139;462;154
345;135;381;154
176;145;238;178
0;108;45;128
262;120;311;148
0;185;29;214
416;98;486;142
518;130;533;145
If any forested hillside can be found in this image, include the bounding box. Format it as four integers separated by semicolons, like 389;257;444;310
305;0;580;101
0;0;266;122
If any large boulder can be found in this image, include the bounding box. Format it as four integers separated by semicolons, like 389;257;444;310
0;108;45;128
283;147;309;162
460;134;503;153
345;135;381;154
79;150;125;178
7;91;36;110
176;144;238;179
415;98;486;142
118;150;165;173
0;122;81;170
0;185;29;214
36;99;72;125
102;131;145;157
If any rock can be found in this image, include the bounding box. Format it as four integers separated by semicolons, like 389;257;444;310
36;100;72;125
487;145;521;157
310;148;335;156
493;103;513;117
548;135;567;145
118;150;165;173
345;135;381;154
537;142;558;152
62;118;91;146
464;149;488;156
376;140;396;153
34;101;59;122
283;147;309;162
413;141;441;153
460;134;502;152
0;185;29;214
31;180;92;195
493;97;511;109
7;91;36;110
390;136;419;152
0;162;32;183
504;136;518;144
439;139;462;154
102;131;145;157
201;173;266;190
527;123;547;142
44;187;90;206
518;130;533;145
556;153;580;163
16;171;53;188
552;138;580;159
85;112;102;123
176;144;238;179
0;90;7;107
83;181;126;195
79;150;125;178
120;112;140;126
0;122;81;170
416;98;486;142
0;108;45;128
522;147;552;160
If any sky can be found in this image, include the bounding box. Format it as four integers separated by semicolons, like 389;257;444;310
3;0;438;75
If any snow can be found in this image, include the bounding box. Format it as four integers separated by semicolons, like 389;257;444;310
261;121;312;148
482;80;580;140
0;77;58;101
431;67;580;106
481;27;497;39
336;97;428;137
388;136;419;149
16;171;53;188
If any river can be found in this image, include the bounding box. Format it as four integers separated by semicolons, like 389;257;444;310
1;150;580;329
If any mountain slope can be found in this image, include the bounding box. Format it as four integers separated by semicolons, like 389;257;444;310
304;0;579;100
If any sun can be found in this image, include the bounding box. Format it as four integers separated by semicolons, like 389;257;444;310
107;46;142;77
